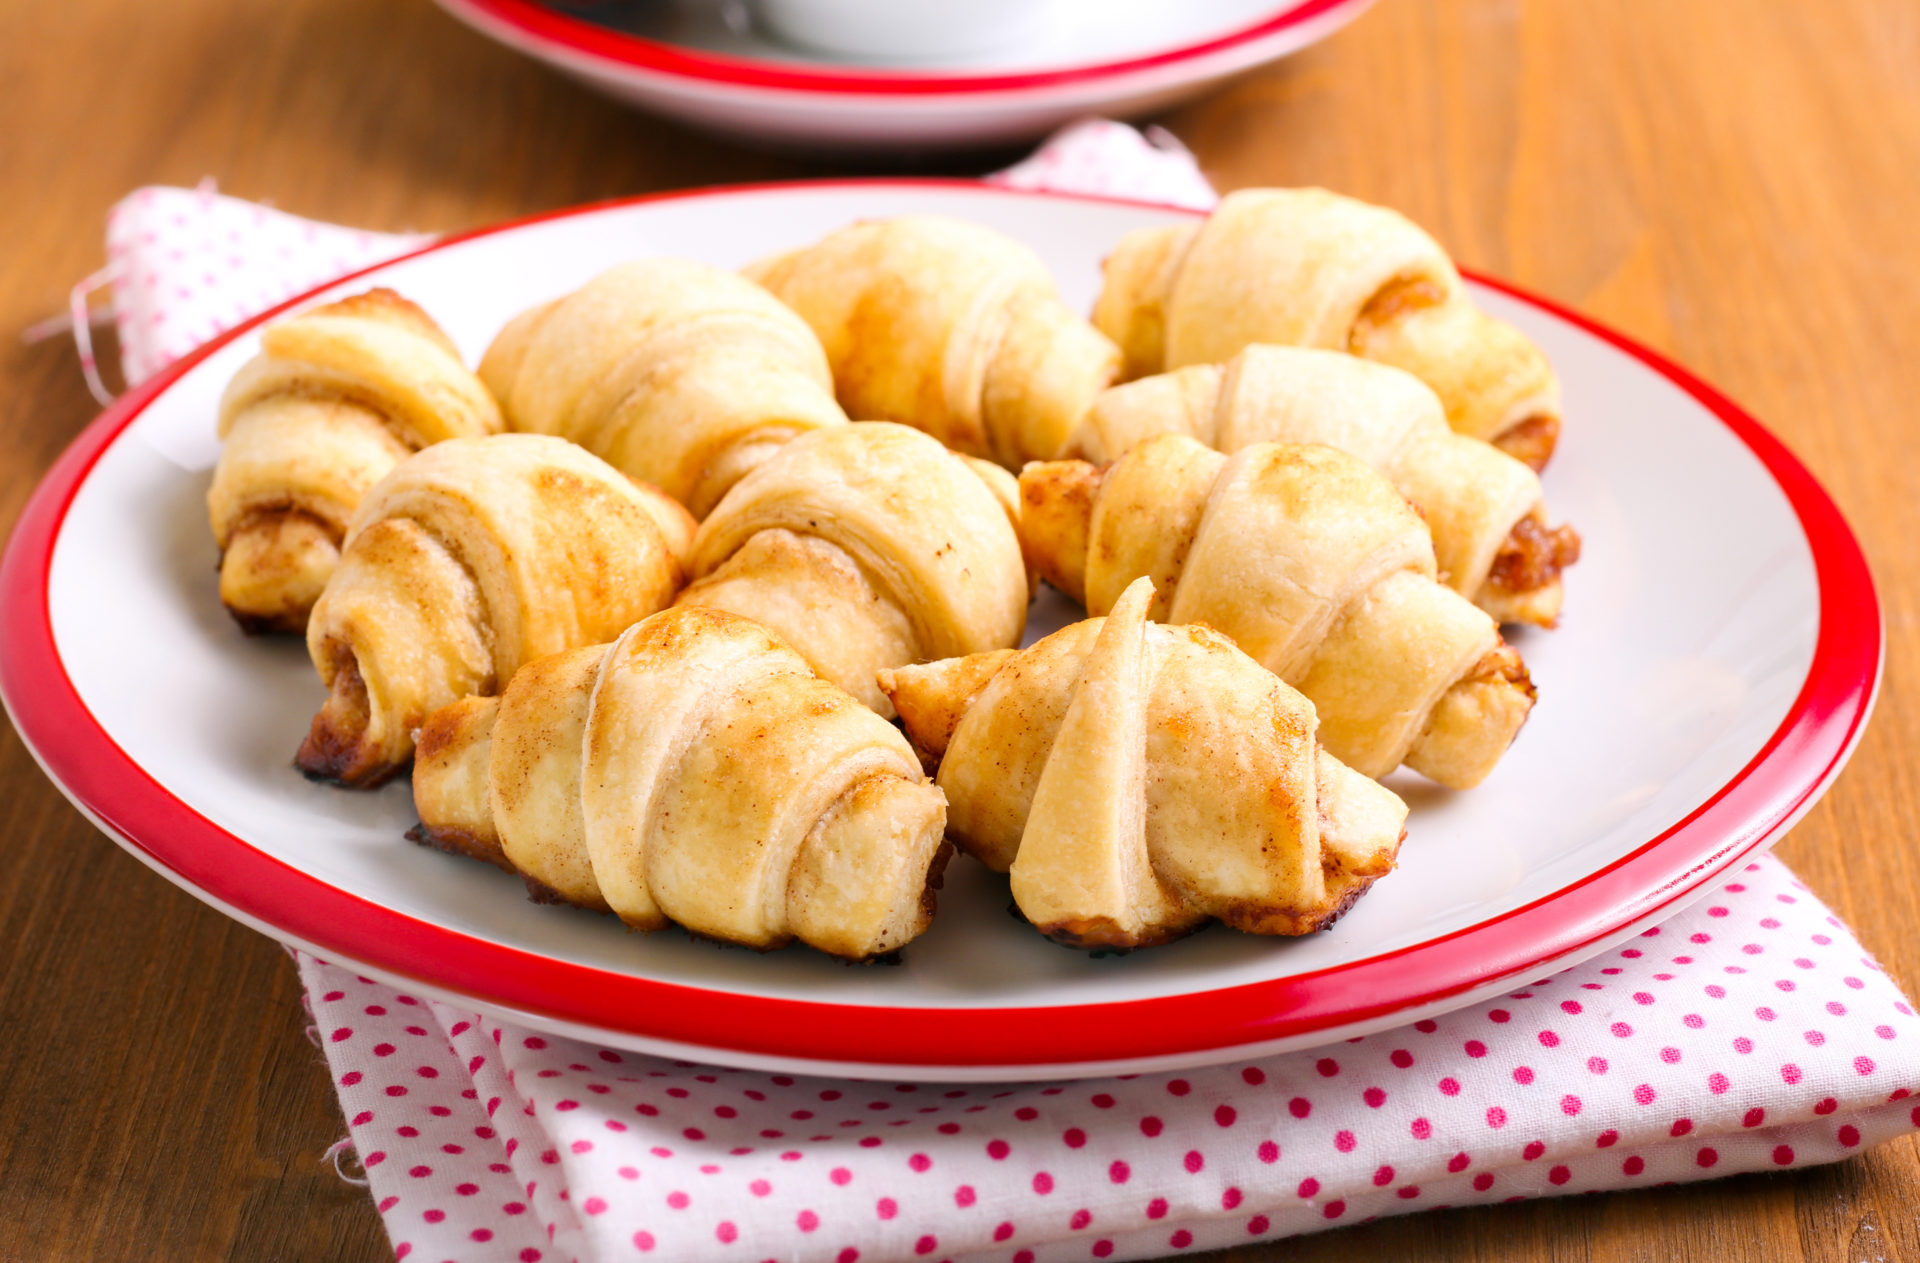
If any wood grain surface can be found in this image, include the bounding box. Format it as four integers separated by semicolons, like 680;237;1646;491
2;0;1917;1258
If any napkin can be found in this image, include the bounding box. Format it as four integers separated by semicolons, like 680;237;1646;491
299;859;1920;1263
80;122;1920;1263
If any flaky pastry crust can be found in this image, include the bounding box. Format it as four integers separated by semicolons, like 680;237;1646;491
297;433;695;787
881;578;1408;950
479;258;848;519
1020;437;1536;789
1092;188;1562;468
412;607;949;960
675;422;1028;717
1067;345;1577;626
207;289;501;632
746;215;1121;469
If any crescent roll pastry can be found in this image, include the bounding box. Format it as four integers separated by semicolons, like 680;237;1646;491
478;258;849;519
674;422;1028;716
745;215;1122;469
1020;437;1536;790
411;607;950;961
297;433;696;787
879;578;1408;950
207;289;503;633
1067;346;1578;626
1092;188;1563;469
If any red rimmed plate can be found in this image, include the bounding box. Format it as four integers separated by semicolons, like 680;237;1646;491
433;0;1376;148
0;181;1879;1081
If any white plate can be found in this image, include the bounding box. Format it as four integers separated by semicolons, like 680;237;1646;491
0;181;1880;1081
433;0;1377;148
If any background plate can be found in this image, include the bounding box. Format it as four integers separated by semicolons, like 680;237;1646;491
0;181;1880;1080
433;0;1376;148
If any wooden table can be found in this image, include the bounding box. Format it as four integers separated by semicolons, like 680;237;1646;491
3;0;1917;1258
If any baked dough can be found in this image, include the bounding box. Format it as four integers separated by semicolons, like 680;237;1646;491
1067;345;1578;626
1021;437;1536;789
479;258;848;518
881;578;1408;949
746;215;1121;468
297;433;695;786
676;422;1028;716
1093;188;1563;469
207;289;502;632
412;606;949;961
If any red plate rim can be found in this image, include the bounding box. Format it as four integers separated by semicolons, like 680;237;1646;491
440;0;1368;96
0;179;1882;1070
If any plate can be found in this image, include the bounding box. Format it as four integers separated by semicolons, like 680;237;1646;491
0;181;1880;1081
433;0;1376;149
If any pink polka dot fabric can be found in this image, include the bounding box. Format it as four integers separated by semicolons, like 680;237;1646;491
302;856;1920;1263
104;182;428;388
89;128;1920;1263
985;119;1217;211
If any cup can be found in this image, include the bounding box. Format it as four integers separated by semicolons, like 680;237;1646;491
748;0;1065;62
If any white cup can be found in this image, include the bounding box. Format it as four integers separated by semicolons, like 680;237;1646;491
748;0;1064;62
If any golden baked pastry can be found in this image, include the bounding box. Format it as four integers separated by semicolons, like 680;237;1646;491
478;258;849;518
1021;437;1535;790
1067;345;1578;626
297;433;695;787
412;607;949;961
207;289;502;633
881;578;1408;950
746;215;1121;469
675;422;1028;716
1093;188;1563;469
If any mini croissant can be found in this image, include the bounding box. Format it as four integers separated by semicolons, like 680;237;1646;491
478;258;849;518
1067;346;1579;627
207;289;502;632
675;422;1028;716
1021;437;1535;790
1093;188;1563;469
746;215;1121;469
412;607;949;961
881;578;1408;950
298;434;695;787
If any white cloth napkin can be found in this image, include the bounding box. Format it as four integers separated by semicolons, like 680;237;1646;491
86;122;1920;1263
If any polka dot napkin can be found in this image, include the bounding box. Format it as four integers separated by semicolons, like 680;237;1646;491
300;858;1920;1263
87;123;1919;1262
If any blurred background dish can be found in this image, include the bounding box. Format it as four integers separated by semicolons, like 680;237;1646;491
433;0;1376;149
745;0;1066;62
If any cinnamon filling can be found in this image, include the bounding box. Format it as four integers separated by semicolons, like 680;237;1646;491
405;821;511;872
1493;412;1561;472
918;839;953;923
1351;275;1449;346
1486;514;1582;596
228;503;343;549
295;647;391;787
1463;640;1538;701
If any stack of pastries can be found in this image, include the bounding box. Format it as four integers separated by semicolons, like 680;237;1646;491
211;190;1576;961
